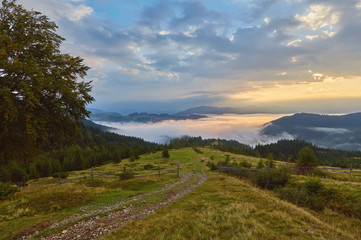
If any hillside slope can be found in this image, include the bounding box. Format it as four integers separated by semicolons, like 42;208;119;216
261;112;361;151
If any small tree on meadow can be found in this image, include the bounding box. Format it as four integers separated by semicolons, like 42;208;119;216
296;146;318;174
162;146;169;158
257;159;265;169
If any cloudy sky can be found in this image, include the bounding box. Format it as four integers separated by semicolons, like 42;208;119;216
20;0;361;114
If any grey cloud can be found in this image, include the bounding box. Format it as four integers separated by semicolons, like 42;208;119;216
21;0;361;113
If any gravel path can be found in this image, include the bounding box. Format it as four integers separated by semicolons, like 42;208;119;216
20;173;207;240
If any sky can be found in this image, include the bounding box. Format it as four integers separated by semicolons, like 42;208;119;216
19;0;361;114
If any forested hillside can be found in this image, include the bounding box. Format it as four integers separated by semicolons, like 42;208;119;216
0;121;160;182
261;113;361;151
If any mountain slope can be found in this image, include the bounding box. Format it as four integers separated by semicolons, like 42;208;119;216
261;112;361;151
175;106;269;116
90;112;207;123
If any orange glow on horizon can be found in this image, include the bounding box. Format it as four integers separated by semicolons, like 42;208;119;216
229;76;361;103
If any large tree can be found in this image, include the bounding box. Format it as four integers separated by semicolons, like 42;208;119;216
0;0;94;164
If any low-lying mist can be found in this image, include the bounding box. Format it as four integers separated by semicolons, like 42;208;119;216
95;114;293;146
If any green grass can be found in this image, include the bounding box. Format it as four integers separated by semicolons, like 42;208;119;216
102;174;359;240
200;147;285;168
2;147;361;240
0;148;204;240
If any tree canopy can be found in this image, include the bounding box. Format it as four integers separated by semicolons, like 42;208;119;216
297;146;318;168
0;0;94;164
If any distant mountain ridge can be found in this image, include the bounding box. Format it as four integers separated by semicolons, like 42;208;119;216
175;106;269;116
90;112;207;123
261;112;361;151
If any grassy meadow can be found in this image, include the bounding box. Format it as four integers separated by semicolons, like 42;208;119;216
1;147;361;239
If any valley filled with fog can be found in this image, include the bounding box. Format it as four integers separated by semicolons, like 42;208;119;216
95;114;293;146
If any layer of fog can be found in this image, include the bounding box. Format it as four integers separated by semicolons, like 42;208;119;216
95;114;294;146
308;127;350;135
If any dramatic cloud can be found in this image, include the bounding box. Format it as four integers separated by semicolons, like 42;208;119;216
295;4;339;31
18;0;361;113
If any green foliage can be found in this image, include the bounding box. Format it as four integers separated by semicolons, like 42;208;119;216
239;160;252;168
162;146;170;158
0;182;19;200
119;170;134;180
8;161;28;182
277;186;325;211
79;178;104;187
169;136;254;156
311;168;328;178
304;178;324;195
297;146;318;167
266;159;275;168
295;146;318;175
0;0;94;164
0;124;160;182
252;167;291;190
144;164;154;170
192;147;202;154
22;189;94;213
277;178;361;214
206;161;218;171
51;172;69;179
266;152;274;160
257;159;265;169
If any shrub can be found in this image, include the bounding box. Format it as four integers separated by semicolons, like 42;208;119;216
119;170;134;180
0;182;19;200
206;161;218;171
8;162;28;182
304;178;324;195
162;146;170;158
144;164;154;170
257;159;265;169
79;178;104;187
240;160;252;168
277;185;325;211
311;168;328;178
52;172;69;179
266;159;275;168
278;186;309;206
252;166;291;190
295;146;318;174
192;147;203;154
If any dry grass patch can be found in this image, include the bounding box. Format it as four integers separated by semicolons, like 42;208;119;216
103;174;356;240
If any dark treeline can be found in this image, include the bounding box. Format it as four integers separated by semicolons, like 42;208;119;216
0;121;160;183
255;139;361;168
169;136;254;156
169;137;361;168
3;126;361;183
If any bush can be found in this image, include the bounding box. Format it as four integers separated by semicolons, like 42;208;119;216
52;172;69;179
304;178;324;195
162;146;170;158
295;147;318;175
206;161;218;171
79;178;104;187
119;170;134;180
311;168;328;178
0;182;19;200
257;159;265;169
277;185;325;211
192;147;202;154
252;167;291;190
144;164;154;170
8;162;28;182
240;160;252;168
